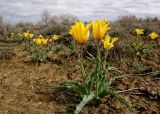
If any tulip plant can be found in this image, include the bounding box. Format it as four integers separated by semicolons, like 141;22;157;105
130;28;145;56
130;29;159;57
55;20;135;114
30;35;60;62
20;33;59;62
23;35;49;62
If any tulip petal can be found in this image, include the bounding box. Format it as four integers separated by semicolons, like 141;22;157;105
111;38;118;44
105;34;111;44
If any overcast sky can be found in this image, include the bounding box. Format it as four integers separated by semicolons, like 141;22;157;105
0;0;160;23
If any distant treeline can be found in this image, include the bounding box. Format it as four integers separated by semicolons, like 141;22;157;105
0;10;160;39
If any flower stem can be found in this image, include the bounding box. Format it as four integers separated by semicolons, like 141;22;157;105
96;41;101;98
97;41;101;62
103;50;108;70
77;44;85;82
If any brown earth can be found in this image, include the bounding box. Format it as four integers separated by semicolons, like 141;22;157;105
0;46;160;114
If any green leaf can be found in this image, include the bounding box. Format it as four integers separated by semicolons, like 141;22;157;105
107;90;137;114
54;80;88;96
97;76;106;96
107;75;128;90
75;92;95;114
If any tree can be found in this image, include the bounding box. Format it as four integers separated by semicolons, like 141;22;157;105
41;10;50;27
0;16;4;35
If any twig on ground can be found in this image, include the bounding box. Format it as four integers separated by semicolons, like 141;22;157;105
128;92;146;95
137;71;160;76
117;88;139;93
152;78;160;80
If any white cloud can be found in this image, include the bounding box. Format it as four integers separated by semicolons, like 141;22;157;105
0;0;160;23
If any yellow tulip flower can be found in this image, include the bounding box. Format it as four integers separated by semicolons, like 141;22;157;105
92;20;110;41
29;33;34;38
150;32;158;40
41;38;48;45
23;32;29;38
135;29;144;35
52;35;59;41
69;21;91;44
103;34;118;49
35;38;42;45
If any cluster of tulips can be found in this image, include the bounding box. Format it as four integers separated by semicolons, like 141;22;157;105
20;31;59;45
130;28;159;56
56;20;135;114
22;31;34;39
32;35;59;45
10;31;58;45
13;31;59;62
69;20;118;50
135;28;159;40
